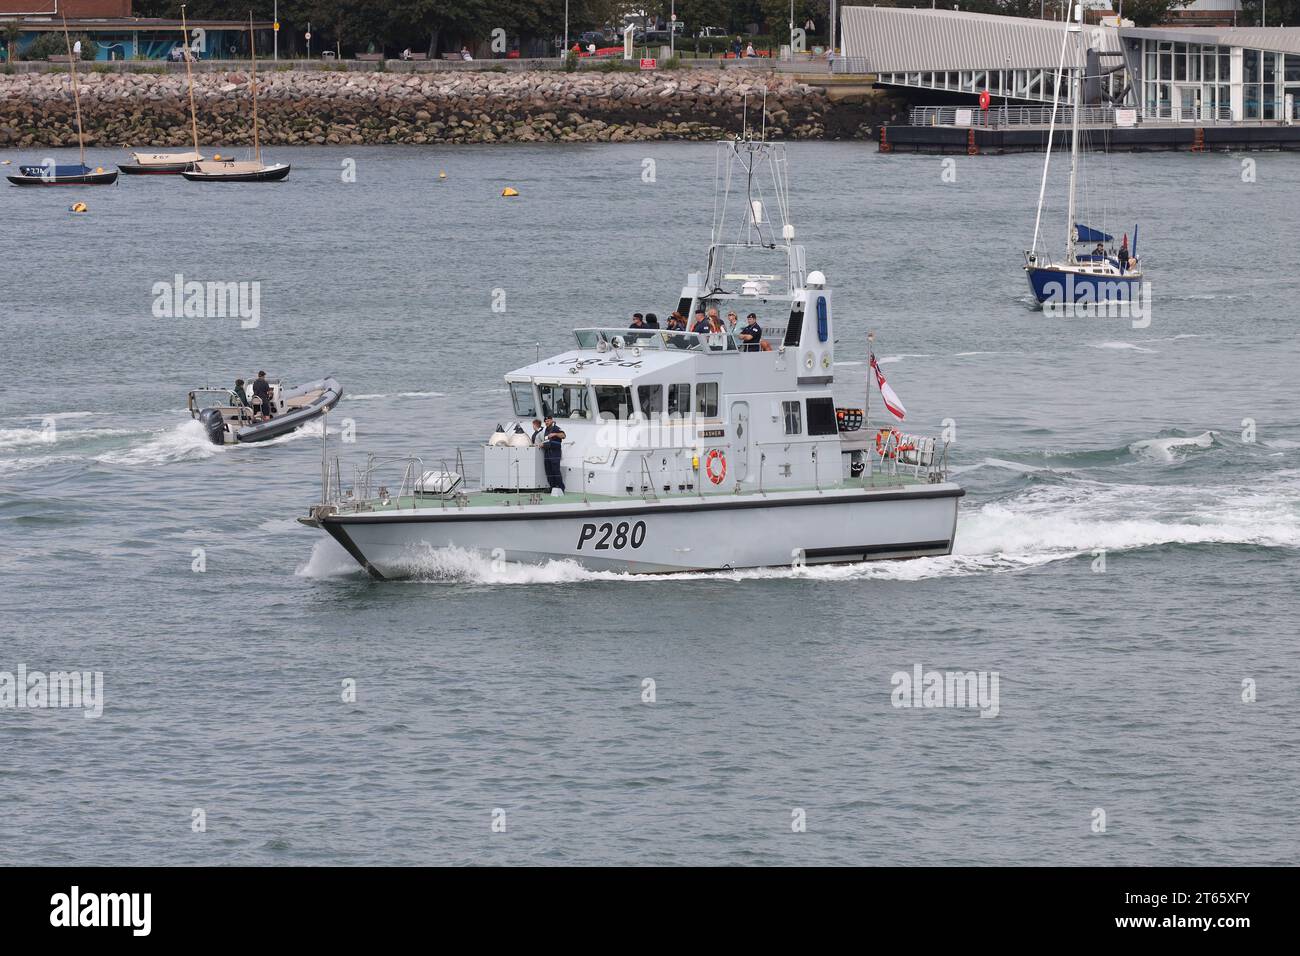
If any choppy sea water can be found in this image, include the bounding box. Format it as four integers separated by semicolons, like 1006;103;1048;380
1;143;1297;866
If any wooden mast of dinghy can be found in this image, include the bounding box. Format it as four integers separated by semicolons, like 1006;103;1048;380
182;5;201;155
248;12;261;166
61;15;86;168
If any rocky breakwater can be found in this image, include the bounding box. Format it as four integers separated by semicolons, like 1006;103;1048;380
0;68;886;147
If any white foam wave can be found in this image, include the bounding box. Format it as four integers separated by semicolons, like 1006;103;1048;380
950;457;1048;476
1;425;153;453
1092;341;1156;353
1128;430;1216;463
93;420;220;466
0;427;57;451
296;538;362;578
347;391;446;401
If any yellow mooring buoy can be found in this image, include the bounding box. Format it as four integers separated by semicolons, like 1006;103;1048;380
70;202;88;213
501;187;519;197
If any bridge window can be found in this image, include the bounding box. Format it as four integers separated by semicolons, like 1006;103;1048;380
637;384;663;417
806;397;838;436
667;383;691;416
509;382;536;417
782;400;802;436
783;303;804;348
594;385;633;420
537;382;591;420
696;383;719;418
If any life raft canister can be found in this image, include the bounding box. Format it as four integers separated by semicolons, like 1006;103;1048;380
705;449;727;484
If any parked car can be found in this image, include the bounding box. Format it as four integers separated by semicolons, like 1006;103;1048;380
697;26;728;38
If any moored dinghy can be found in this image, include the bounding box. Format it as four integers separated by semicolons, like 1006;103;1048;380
119;6;208;175
7;15;118;187
181;14;289;183
301;135;963;579
118;151;205;175
182;159;290;183
188;376;342;445
7;163;118;186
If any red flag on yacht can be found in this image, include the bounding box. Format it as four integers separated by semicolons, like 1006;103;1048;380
870;354;907;421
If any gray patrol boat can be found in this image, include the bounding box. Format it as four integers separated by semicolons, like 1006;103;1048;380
302;137;963;578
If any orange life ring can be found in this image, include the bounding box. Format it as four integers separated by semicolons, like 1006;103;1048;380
875;428;902;458
705;449;727;484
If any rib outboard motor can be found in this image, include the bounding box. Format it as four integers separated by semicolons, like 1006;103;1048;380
198;407;227;445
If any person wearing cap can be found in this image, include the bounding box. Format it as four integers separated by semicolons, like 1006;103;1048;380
739;313;763;351
252;370;274;420
541;415;566;492
691;309;710;334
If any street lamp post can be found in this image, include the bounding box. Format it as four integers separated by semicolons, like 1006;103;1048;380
563;1;568;57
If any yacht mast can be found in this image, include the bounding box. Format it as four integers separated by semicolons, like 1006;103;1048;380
249;13;261;165
60;15;86;168
1065;4;1082;265
1029;14;1072;257
182;5;201;155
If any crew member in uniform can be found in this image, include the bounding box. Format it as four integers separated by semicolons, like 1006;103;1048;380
542;415;566;493
739;313;763;351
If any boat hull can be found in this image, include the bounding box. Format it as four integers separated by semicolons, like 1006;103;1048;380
234;378;341;443
118;162;195;175
316;483;964;579
181;163;290;183
1026;265;1141;304
6;170;118;186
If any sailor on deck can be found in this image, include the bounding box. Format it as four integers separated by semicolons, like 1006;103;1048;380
542;415;566;493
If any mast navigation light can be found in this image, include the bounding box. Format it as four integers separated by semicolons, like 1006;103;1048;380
782;224;795;241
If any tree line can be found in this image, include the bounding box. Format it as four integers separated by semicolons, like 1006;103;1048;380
128;0;1237;57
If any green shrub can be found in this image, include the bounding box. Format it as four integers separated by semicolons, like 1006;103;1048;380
590;58;636;73
563;50;578;72
28;32;98;60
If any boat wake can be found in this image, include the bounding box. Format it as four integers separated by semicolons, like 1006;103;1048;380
1127;430;1217;462
94;420;222;466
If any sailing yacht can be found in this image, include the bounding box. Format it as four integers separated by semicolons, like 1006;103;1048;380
119;5;206;174
6;17;118;187
1024;4;1140;304
182;14;289;183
